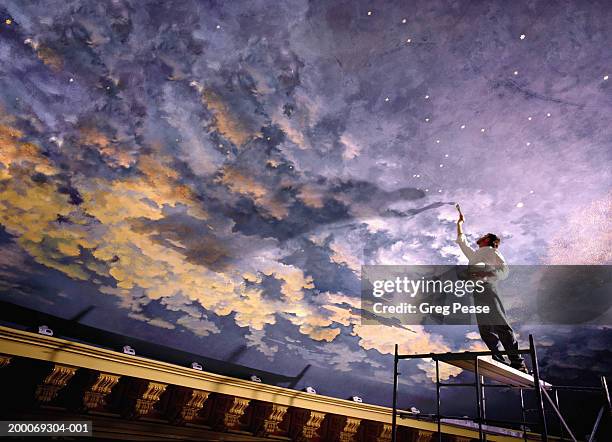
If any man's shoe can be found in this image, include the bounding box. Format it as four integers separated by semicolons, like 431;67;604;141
511;362;529;374
492;354;507;364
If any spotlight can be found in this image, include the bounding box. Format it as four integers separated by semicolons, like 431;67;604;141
351;396;363;403
191;362;203;371
250;375;262;383
38;325;53;336
122;345;136;356
304;386;317;394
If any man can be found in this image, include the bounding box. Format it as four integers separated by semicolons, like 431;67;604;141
456;211;528;373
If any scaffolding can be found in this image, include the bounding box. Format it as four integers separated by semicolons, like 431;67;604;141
391;334;611;442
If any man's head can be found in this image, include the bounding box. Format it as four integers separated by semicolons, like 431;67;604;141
476;233;501;249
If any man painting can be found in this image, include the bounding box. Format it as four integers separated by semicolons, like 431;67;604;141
456;211;528;373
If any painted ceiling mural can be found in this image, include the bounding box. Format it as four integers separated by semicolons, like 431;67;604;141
0;0;611;422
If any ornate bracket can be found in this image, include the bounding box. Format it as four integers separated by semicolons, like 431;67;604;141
168;387;210;424
290;409;326;441
363;421;392;442
0;355;11;368
35;364;77;403
123;380;167;419
212;395;250;431
413;429;435;442
82;372;121;411
250;402;289;437
327;415;361;442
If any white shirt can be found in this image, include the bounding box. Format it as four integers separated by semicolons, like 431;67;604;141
456;233;509;281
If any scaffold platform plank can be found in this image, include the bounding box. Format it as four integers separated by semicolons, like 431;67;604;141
440;355;552;388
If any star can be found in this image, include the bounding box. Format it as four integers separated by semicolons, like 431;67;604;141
444;154;449;158
439;164;444;168
436;139;440;144
526;142;531;146
266;136;271;141
5;19;12;25
604;75;609;81
520;34;526;40
401;18;407;24
516;202;524;208
425;117;430;122
69;78;74;83
513;70;519;76
384;97;390;102
528;116;532;121
367;11;373;16
438;189;442;193
416;174;420;178
406;38;412;43
216;24;221;29
424;95;429;99
460;124;465;129
529;190;535;194
546;112;551;117
425;188;429;192
480;128;486;133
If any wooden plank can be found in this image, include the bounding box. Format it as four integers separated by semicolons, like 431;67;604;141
443;356;552;388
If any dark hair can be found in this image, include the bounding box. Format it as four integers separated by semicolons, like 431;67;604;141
484;233;501;248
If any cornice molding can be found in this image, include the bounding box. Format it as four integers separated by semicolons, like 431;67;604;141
0;326;520;441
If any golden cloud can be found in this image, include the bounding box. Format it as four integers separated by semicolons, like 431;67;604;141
0;120;355;345
329;239;361;273
78;127;135;168
0;125;58;178
35;46;64;72
203;90;253;147
218;167;289;219
340;134;361;160
351;324;462;381
297;184;325;208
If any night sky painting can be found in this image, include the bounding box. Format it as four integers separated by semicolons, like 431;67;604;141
0;0;611;432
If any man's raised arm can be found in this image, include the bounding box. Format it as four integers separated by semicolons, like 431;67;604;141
456;212;476;261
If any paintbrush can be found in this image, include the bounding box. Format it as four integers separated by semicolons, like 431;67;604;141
455;203;463;217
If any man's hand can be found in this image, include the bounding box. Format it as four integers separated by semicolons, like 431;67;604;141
456;211;465;236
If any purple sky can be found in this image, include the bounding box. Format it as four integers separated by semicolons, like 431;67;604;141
0;0;610;428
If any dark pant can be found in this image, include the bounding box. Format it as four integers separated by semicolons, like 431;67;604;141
475;283;524;366
478;324;524;365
